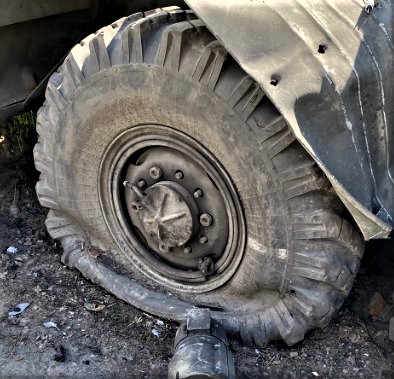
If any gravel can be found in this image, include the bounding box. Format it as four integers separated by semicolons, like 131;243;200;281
0;157;393;378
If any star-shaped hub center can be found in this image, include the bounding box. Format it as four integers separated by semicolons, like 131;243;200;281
134;182;198;253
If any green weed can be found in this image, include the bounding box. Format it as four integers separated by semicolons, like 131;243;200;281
0;112;36;158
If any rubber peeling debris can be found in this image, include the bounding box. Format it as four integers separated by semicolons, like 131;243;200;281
8;302;30;317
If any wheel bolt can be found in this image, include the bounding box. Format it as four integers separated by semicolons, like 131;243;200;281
199;235;208;244
149;166;162;180
175;170;184;180
183;246;192;254
159;242;169;253
194;189;203;198
198;257;214;275
137;179;146;188
200;213;213;227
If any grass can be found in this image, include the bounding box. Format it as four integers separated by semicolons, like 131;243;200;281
0;112;36;158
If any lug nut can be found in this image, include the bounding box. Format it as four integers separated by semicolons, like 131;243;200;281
149;166;162;180
137;179;146;188
183;246;192;254
175;170;184;180
159;242;169;253
199;235;208;244
194;189;203;198
198;257;214;275
200;213;213;227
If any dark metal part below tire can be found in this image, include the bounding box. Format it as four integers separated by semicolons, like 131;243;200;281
168;309;235;379
34;7;364;347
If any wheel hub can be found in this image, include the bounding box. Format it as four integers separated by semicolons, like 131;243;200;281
126;181;199;254
124;146;231;272
102;125;246;291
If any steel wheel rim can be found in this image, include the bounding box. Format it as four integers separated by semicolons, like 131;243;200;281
99;124;246;293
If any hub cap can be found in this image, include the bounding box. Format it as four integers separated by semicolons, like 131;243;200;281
126;181;198;254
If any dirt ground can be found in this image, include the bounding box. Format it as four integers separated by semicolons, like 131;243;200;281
0;155;393;379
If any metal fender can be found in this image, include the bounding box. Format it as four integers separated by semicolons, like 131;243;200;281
185;0;394;240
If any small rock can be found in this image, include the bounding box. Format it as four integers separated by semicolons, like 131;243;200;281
151;328;160;338
369;292;386;318
26;203;40;214
6;246;18;254
10;203;19;216
289;352;298;358
350;333;362;343
389;317;394;342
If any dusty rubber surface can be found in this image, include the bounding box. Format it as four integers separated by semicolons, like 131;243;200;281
0;157;393;378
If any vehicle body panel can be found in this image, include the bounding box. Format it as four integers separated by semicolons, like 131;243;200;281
0;0;185;119
0;0;93;27
0;0;97;118
185;0;394;239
